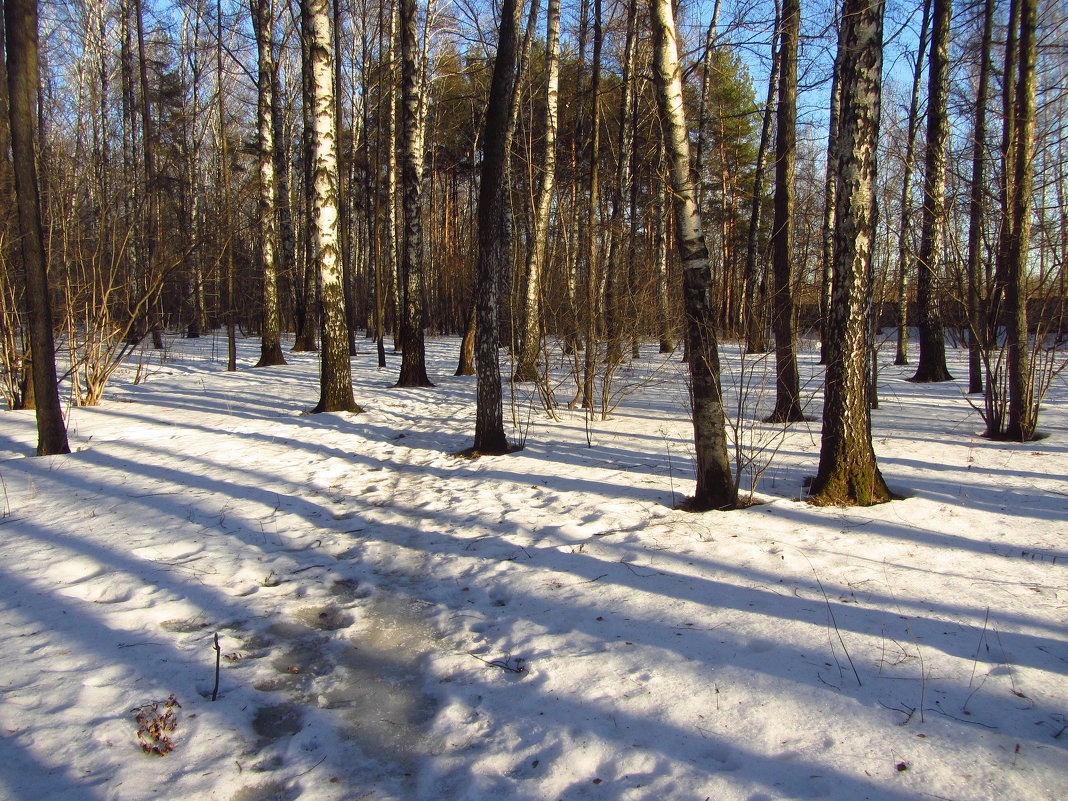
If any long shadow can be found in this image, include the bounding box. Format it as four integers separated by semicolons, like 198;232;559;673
0;726;107;800
312;478;1068;738
18;407;1065;677
9;339;1065;790
333;516;1068;799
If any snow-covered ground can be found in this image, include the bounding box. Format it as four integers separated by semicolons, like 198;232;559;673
0;334;1064;801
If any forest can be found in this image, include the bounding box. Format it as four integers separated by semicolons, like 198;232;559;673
4;0;1066;505
1;1;1066;798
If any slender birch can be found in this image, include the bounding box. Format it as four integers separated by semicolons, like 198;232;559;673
650;0;736;510
252;0;286;367
513;0;560;382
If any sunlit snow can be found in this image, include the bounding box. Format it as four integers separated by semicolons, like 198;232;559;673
0;334;1064;801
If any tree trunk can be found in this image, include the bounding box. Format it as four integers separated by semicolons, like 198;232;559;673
293;12;320;353
469;0;521;454
818;7;843;365
964;0;993;394
580;0;602;412
985;0;1020;433
396;0;432;386
767;0;805;422
252;0;286;367
302;0;361;413
215;0;237;370
909;0;954;383
134;0;163;350
603;0;637;368
809;0;891;507
1003;0;1038;440
513;0;560;382
743;1;779;355
650;0;735;510
654;159;673;353
4;0;70;455
892;0;931;366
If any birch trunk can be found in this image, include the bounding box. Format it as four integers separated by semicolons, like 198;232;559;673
252;0;286;367
396;0;433;386
650;0;735;510
302;0;361;413
810;0;891;506
513;0;560;382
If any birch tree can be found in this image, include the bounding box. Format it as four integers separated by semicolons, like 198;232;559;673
810;0;891;506
513;0;560;383
396;0;433;387
302;0;362;413
252;0;286;367
650;0;735;510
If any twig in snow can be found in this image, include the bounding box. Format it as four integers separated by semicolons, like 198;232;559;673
211;633;221;701
878;700;916;726
969;607;991;688
0;471;10;518
962;672;989;715
291;564;329;574
802;555;861;687
929;701;998;729
991;626;1030;704
293;754;328;777
466;652;526;674
578;574;608;584
912;630;927;723
619;560;658;577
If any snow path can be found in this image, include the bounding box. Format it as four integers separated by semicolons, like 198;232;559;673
0;336;1064;801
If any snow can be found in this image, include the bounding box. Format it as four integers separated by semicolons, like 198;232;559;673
0;334;1064;801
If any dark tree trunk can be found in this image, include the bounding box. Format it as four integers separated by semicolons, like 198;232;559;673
964;0;994;394
818;8;843;365
252;0;286;368
293;18;320;353
910;0;954;383
603;0;637;368
469;0;521;454
985;0;1020;433
580;0;602;412
4;0;69;455
1003;0;1038;440
767;0;805;422
892;0;932;367
743;1;779;355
